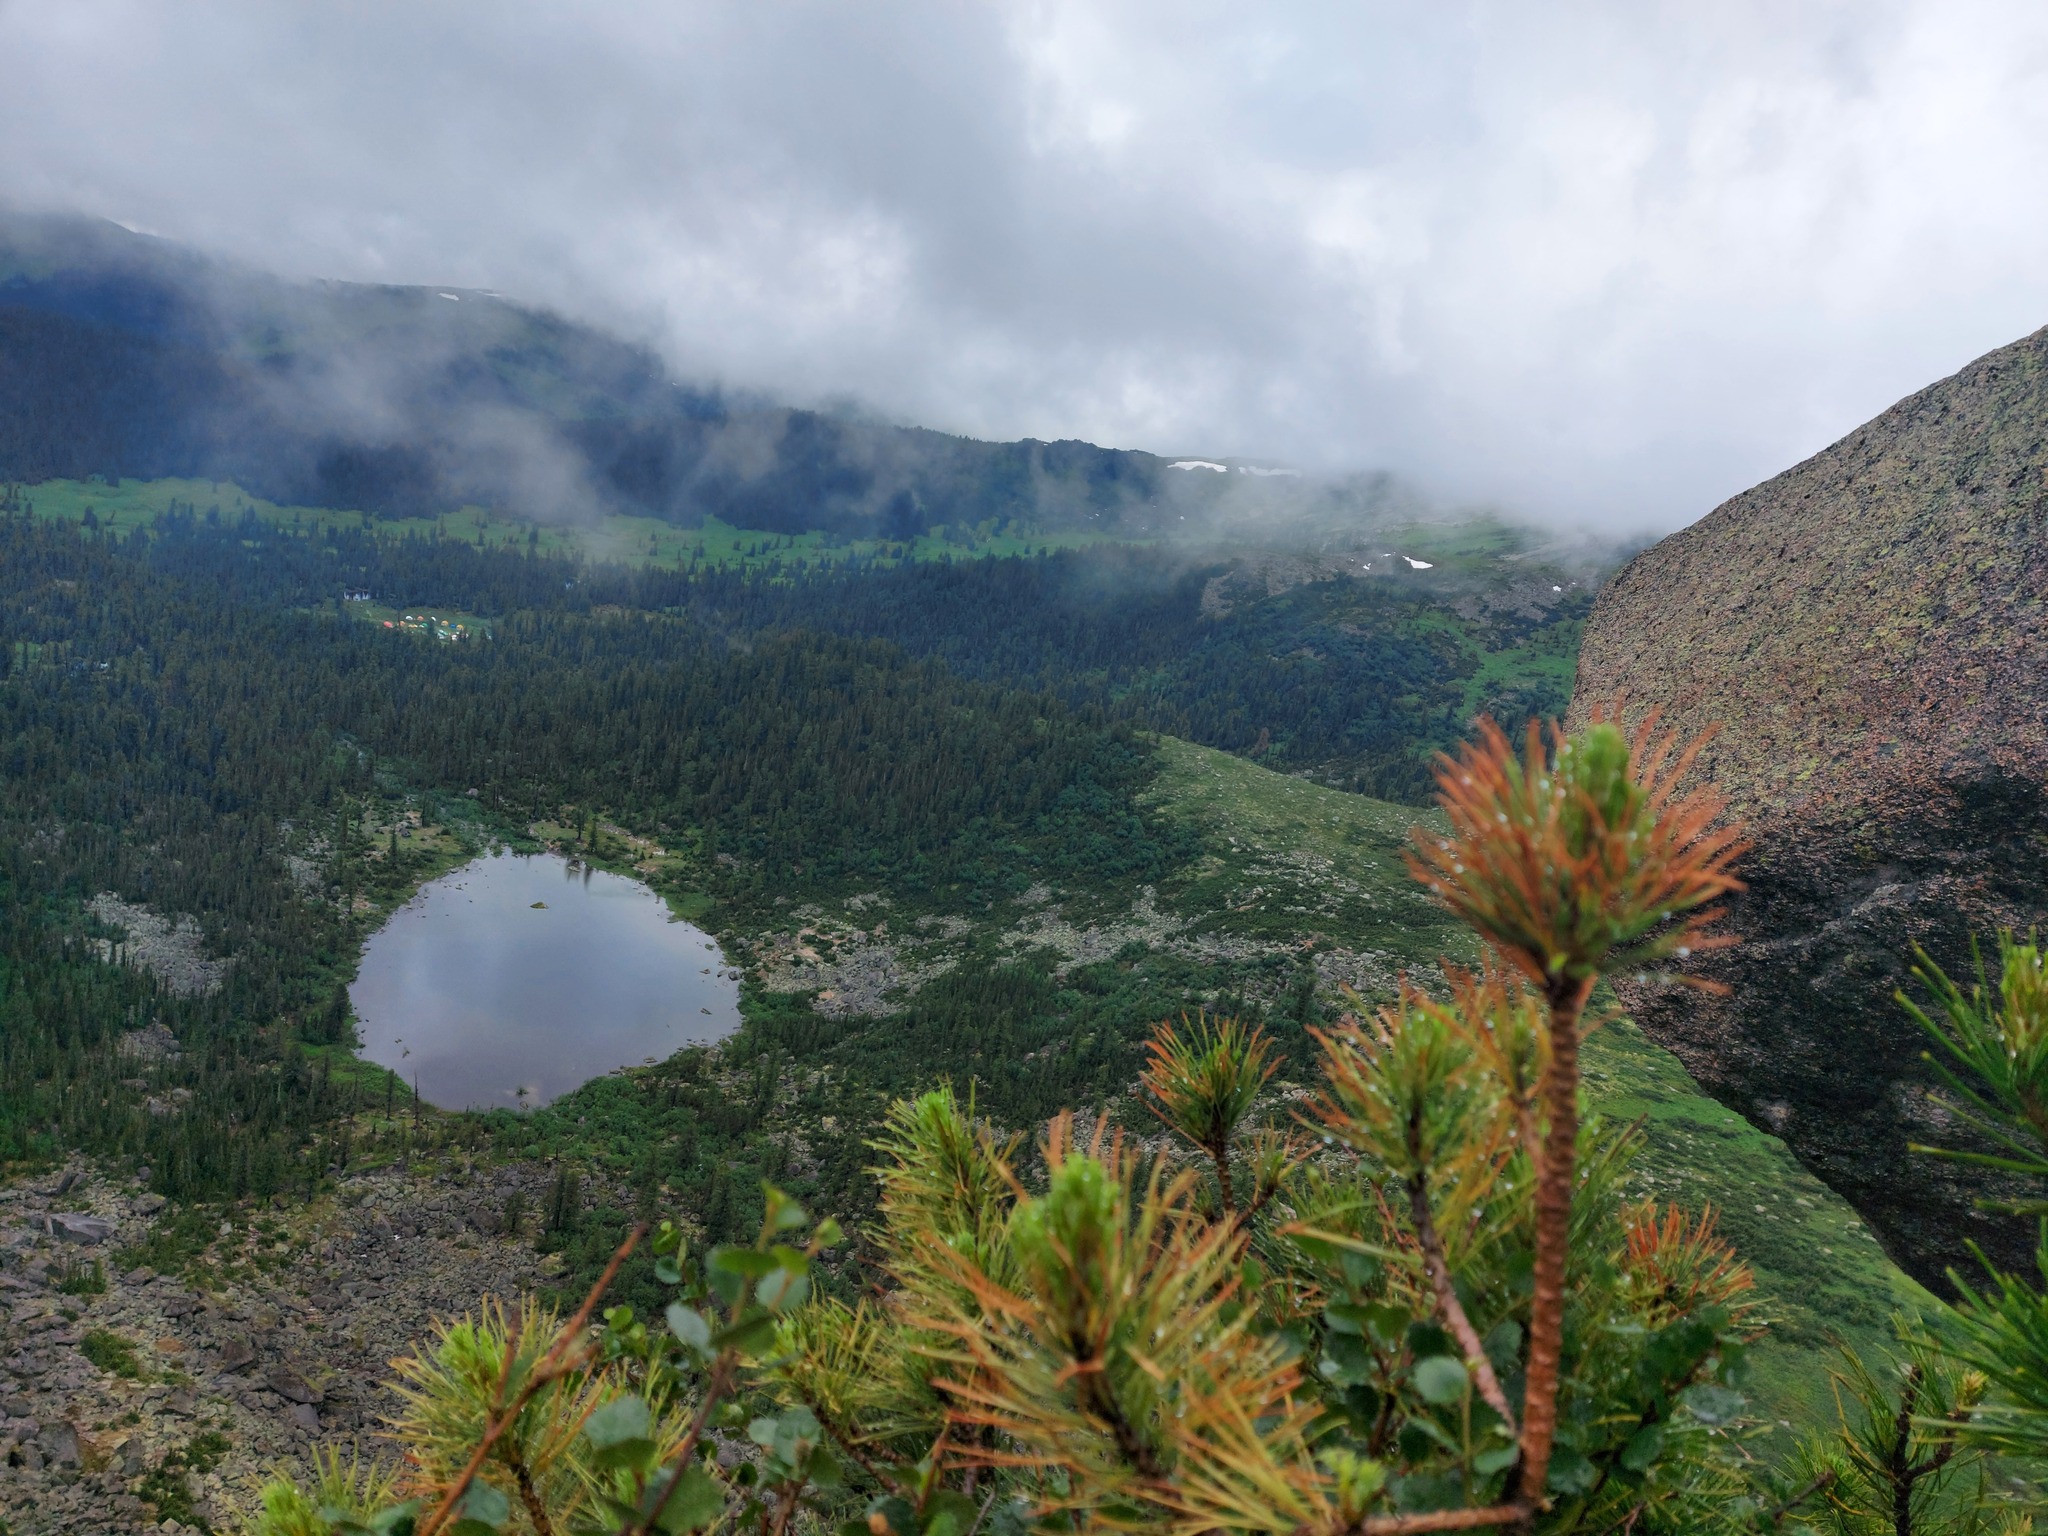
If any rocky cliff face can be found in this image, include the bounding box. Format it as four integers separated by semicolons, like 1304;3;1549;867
1570;326;2048;1290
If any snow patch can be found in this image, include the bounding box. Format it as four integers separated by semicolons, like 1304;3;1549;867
1168;460;1228;472
1402;556;1433;569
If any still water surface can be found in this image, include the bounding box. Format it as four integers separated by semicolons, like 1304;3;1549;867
351;851;740;1110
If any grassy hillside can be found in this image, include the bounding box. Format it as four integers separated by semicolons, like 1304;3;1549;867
7;474;1129;571
1143;738;1933;1443
520;734;1926;1451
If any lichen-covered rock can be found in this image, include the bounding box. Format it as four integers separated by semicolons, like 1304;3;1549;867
1570;323;2048;1289
48;1214;115;1245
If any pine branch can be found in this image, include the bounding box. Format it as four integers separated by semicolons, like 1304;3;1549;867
416;1223;645;1536
1513;971;1593;1509
1406;1160;1517;1436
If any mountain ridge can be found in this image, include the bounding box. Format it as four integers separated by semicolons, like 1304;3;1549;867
1570;321;2048;1288
0;210;1422;543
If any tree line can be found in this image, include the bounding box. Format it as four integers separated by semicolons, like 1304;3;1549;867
0;512;1189;1195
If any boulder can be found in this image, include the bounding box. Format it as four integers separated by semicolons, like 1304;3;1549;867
265;1367;322;1405
215;1338;257;1374
48;1213;115;1245
36;1418;79;1466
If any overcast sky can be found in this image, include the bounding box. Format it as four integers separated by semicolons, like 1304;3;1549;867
4;1;2048;531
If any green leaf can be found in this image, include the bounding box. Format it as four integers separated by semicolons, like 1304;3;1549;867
1621;1423;1667;1472
712;1312;780;1354
867;1495;917;1536
654;1256;683;1285
923;1489;981;1536
1340;1382;1383;1429
758;1267;811;1313
1473;1444;1520;1476
1362;1304;1410;1348
708;1265;745;1307
814;1217;844;1248
1547;1449;1598;1496
1412;1355;1469;1406
1337;1247;1381;1289
1482;1317;1522;1369
657;1466;728;1535
1405;1320;1452;1359
458;1481;511;1529
1396;1420;1448;1463
1319;1331;1371;1386
585;1395;652;1448
1679;1383;1746;1426
667;1303;712;1352
709;1245;781;1278
767;1186;810;1231
1717;1338;1750;1387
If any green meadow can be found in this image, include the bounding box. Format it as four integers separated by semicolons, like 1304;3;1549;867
8;475;1133;572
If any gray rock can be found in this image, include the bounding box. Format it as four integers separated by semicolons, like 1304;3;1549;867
48;1213;115;1246
122;1266;155;1285
119;1020;183;1065
37;1418;80;1466
132;1194;167;1217
265;1368;322;1405
287;1402;320;1433
163;1387;196;1416
216;1337;257;1373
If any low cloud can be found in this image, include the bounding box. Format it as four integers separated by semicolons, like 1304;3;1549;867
5;1;2048;532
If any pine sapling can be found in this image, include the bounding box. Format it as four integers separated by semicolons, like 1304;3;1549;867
1406;712;1744;1510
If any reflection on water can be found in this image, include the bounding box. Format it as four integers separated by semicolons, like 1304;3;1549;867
350;850;740;1110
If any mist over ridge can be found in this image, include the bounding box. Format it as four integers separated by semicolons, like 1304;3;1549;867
12;4;2048;534
1;207;1620;561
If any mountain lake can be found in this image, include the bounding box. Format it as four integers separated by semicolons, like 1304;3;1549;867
350;850;741;1110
